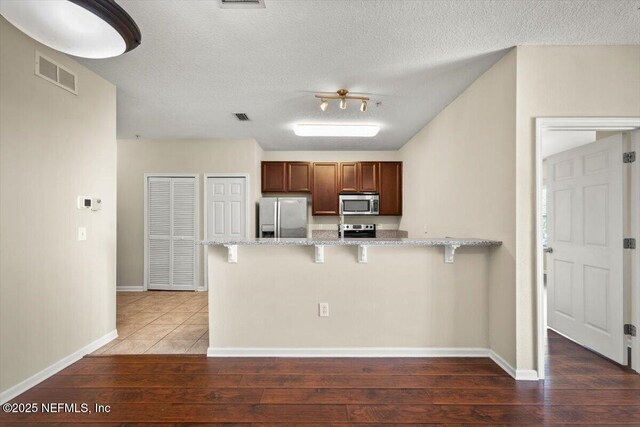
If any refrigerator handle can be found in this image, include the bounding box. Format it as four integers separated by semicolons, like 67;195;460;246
275;200;280;239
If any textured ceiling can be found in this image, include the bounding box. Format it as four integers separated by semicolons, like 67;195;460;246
77;0;640;150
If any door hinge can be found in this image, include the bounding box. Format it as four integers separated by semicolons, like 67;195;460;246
623;151;636;163
625;324;637;337
624;238;636;249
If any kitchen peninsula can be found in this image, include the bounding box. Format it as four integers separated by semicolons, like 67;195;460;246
204;237;502;356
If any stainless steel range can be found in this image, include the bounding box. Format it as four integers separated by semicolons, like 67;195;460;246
338;224;376;238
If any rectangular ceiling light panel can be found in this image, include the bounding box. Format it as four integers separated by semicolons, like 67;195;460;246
294;124;380;137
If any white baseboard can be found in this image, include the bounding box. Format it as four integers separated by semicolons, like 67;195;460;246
116;285;144;292
0;330;118;404
515;369;540;381
208;347;491;358
489;350;540;381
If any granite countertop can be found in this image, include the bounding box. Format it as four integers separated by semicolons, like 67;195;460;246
200;237;502;247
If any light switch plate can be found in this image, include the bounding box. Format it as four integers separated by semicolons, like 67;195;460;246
78;227;87;241
318;303;329;317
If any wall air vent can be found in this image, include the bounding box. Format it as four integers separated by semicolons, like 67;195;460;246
219;0;265;9
234;113;251;121
35;52;77;95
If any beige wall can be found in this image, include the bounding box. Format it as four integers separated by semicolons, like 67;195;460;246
515;45;640;371
400;50;518;365
117;138;263;289
262;151;402;229
398;46;640;372
209;245;491;349
0;18;117;394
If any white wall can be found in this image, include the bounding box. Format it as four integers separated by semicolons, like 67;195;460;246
209;244;490;350
116;138;263;289
515;45;640;371
0;18;117;395
400;49;518;366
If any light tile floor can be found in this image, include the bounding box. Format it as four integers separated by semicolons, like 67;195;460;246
93;291;208;355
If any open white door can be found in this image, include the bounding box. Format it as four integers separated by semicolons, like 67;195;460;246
547;133;626;364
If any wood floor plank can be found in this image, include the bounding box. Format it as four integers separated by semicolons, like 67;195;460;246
238;374;527;389
543;404;640;424
1;329;638;424
217;360;505;376
59;360;221;375
10;387;264;404
346;404;544;424
64;358;503;376
543;374;640;389
543;388;640;405
0;403;349;423
260;388;435;404
36;373;243;388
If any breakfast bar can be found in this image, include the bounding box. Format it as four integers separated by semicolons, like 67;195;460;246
203;237;502;356
203;237;501;264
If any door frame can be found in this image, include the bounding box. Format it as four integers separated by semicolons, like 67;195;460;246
535;117;640;379
203;173;250;291
143;173;199;291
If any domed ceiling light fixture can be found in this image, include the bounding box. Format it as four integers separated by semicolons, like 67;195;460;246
0;0;141;59
315;89;370;112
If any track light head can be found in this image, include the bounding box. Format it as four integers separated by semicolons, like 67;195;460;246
339;98;347;110
320;99;328;111
360;100;367;112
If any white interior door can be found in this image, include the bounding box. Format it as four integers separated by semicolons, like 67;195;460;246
147;176;197;291
207;177;246;240
546;134;625;364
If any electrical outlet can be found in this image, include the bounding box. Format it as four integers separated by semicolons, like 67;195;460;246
318;303;329;317
78;227;87;241
423;224;428;234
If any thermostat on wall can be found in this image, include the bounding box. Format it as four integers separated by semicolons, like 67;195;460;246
77;196;102;211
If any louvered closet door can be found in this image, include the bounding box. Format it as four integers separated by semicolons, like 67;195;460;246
147;176;197;291
148;178;172;289
171;178;197;290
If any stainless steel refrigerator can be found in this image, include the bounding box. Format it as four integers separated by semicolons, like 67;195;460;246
259;197;308;238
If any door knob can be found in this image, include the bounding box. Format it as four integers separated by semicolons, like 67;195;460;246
544;247;553;254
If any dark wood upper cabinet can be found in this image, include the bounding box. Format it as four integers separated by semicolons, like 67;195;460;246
378;162;403;215
263;160;402;216
339;162;358;192
262;161;311;193
287;162;312;192
358;162;379;192
312;162;339;215
261;161;287;192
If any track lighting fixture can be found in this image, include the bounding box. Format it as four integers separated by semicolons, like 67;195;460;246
315;89;370;112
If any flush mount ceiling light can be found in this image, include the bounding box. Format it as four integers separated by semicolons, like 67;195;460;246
0;0;141;59
315;89;370;112
294;124;380;138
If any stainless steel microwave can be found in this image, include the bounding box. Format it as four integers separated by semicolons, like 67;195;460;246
339;193;379;215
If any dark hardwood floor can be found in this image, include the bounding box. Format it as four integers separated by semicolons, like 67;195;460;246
1;329;637;425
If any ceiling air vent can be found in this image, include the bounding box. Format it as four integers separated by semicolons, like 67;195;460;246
35;51;77;95
219;0;265;9
234;113;251;121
